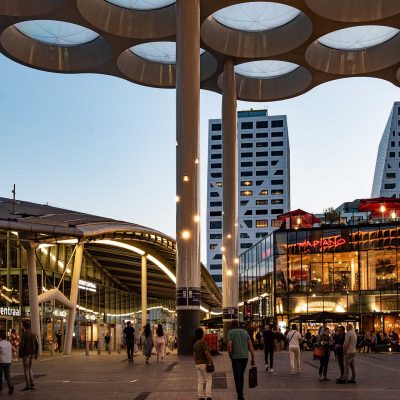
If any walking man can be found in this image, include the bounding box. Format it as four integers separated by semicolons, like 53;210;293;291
0;330;14;394
262;324;275;372
334;326;345;382
19;321;39;391
287;324;302;375
123;321;135;362
337;324;357;384
227;320;255;400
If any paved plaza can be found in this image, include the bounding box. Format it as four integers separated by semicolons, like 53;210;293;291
4;349;399;400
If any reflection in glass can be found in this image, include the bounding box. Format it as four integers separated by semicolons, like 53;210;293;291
318;25;399;51
15;20;99;46
213;1;300;32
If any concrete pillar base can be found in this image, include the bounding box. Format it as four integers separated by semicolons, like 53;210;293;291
177;309;200;355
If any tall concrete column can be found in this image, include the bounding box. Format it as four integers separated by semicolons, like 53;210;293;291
175;0;201;355
64;244;84;355
26;244;41;354
222;59;239;339
141;255;147;327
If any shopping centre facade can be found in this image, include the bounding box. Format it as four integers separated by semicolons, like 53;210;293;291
0;197;221;353
240;220;400;334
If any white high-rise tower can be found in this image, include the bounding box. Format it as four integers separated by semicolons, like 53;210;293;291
206;109;291;287
372;102;400;198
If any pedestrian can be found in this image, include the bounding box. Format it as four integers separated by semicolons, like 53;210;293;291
334;326;345;382
318;322;327;336
337;323;357;384
193;328;214;400
19;320;39;392
155;324;167;363
123;321;135;362
262;324;275;372
143;323;154;364
55;329;62;353
227;319;255;400
10;329;20;362
0;330;14;394
317;327;332;381
287;324;302;375
105;333;111;352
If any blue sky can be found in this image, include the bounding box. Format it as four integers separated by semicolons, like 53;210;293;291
1;52;400;263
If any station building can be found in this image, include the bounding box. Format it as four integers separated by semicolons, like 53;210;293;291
0;197;221;351
239;201;400;335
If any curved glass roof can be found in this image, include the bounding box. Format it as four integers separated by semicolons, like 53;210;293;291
15;20;99;46
318;25;399;51
106;0;175;10
213;1;300;32
130;42;205;64
235;60;299;79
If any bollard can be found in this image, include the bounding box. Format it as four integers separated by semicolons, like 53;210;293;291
108;347;111;355
50;342;54;356
117;343;121;354
86;341;90;356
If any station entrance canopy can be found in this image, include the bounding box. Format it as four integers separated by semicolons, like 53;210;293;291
0;197;222;312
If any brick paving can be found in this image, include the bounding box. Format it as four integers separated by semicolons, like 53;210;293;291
3;349;400;399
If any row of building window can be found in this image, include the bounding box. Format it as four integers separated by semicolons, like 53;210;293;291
209;216;281;230
209;199;283;208
240;141;283;148
211;132;284;141
211;120;284;132
210;160;279;169
209;189;284;198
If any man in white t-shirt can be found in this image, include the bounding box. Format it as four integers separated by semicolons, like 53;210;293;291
287;324;302;375
0;330;14;394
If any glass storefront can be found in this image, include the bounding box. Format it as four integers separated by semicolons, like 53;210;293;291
240;223;400;334
0;233;176;350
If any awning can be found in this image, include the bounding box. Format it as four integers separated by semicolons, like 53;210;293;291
290;311;360;323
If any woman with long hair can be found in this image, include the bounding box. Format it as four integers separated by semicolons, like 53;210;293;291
155;324;167;363
193;328;213;400
143;323;154;364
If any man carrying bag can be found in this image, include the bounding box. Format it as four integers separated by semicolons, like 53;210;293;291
228;320;255;400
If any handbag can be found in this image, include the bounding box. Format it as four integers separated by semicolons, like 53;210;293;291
206;363;214;373
313;345;324;359
249;366;257;388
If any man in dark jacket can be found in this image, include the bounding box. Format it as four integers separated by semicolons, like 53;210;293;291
262;324;276;372
19;321;38;391
334;326;346;382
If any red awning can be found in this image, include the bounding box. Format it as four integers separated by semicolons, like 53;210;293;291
278;209;321;225
358;198;400;218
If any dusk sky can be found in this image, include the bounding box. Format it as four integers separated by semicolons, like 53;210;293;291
1;52;400;262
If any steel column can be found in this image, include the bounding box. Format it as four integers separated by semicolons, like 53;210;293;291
141;255;148;327
64;244;84;355
175;0;201;355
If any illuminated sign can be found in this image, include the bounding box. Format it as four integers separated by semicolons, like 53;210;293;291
0;307;20;316
78;279;97;293
288;236;346;251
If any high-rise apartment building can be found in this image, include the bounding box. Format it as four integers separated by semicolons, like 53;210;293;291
206;109;291;287
372;101;400;198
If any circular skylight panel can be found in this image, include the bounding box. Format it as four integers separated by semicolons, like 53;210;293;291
130;42;205;64
106;0;175;10
15;20;99;46
235;60;299;79
213;1;300;32
318;25;399;51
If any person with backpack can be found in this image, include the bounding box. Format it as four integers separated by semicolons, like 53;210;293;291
193;328;214;400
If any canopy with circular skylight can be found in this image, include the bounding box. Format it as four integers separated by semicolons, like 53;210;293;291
235;60;299;79
318;25;399;51
15;20;99;46
107;0;175;10
131;41;205;64
213;1;300;32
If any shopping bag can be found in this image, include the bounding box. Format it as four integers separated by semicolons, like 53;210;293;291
313;345;324;359
249;366;257;388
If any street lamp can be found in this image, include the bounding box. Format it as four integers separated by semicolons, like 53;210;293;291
380;205;386;222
